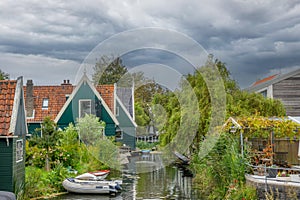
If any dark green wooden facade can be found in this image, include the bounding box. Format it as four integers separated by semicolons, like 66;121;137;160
0;77;27;193
56;79;117;136
0;137;25;192
116;98;136;150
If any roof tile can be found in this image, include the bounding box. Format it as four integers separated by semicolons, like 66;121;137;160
252;74;278;87
24;83;115;122
0;80;17;136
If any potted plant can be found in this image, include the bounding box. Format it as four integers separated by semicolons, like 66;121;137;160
276;171;290;181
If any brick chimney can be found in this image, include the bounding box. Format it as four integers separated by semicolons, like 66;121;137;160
26;80;34;117
61;79;71;86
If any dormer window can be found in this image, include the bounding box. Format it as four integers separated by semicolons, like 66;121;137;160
79;99;91;118
42;98;49;110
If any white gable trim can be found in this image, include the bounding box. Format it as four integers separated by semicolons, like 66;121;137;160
89;80;119;125
222;117;242;130
114;83;117;116
9;77;28;135
131;82;135;121
54;74;119;125
116;95;137;127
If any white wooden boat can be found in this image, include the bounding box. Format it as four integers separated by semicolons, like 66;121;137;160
75;170;110;181
90;169;110;179
62;178;122;195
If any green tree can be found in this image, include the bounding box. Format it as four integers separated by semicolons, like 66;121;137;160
28;117;60;171
76;114;105;145
134;81;166;131
227;90;285;117
153;56;286;150
76;114;121;170
93;55;128;85
0;69;9;80
93;56;167;130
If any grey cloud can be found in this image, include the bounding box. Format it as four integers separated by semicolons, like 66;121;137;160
0;0;299;89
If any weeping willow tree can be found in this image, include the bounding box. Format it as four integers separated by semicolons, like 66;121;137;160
153;56;286;151
152;56;286;199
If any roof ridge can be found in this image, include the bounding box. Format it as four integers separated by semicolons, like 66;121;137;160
251;74;278;86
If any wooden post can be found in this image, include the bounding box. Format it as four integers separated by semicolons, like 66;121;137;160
270;130;274;166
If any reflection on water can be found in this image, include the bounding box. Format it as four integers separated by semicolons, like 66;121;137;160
54;153;199;200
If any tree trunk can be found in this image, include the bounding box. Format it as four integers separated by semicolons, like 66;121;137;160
45;153;50;171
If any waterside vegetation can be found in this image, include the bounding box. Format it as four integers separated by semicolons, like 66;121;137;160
22;116;111;199
152;57;290;199
13;56;297;199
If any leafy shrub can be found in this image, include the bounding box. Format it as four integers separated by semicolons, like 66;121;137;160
191;133;256;199
136;141;158;150
45;163;69;192
24;167;50;199
25;118;109;198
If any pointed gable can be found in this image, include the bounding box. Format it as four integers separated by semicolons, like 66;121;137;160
54;74;118;130
0;77;27;136
0;80;17;136
24;80;116;123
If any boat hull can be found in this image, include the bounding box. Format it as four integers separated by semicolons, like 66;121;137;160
90;170;110;180
62;178;121;194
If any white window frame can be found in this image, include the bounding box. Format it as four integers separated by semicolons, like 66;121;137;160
16;139;23;163
116;130;123;140
42;98;49;110
260;89;267;98
79;99;92;118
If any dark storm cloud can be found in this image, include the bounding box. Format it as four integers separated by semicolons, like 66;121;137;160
0;0;299;88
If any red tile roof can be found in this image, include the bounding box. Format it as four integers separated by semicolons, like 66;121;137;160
24;83;115;122
252;74;278;86
96;85;115;113
24;85;74;122
0;80;17;136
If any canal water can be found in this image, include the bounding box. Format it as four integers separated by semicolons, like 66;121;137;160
54;153;200;199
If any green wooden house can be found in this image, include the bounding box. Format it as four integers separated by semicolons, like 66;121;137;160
24;74;137;149
115;95;137;149
0;77;27;193
54;74;119;136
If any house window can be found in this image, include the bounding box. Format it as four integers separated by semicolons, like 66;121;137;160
260;90;267;98
116;106;119;116
116;130;123;140
79;99;91;118
16;139;23;163
42;98;49;109
65;94;70;101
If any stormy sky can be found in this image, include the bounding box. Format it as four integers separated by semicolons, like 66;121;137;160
0;0;300;88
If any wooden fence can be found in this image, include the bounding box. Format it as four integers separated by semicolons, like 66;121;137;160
250;138;300;165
